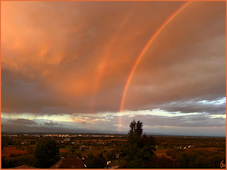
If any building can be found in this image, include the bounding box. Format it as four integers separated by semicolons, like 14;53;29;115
220;160;226;168
51;157;86;168
13;165;36;169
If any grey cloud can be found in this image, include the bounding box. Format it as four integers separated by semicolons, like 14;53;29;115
1;112;225;135
7;118;37;125
1;69;71;114
2;123;69;133
43;121;60;126
157;98;226;115
2;119;91;133
119;113;225;129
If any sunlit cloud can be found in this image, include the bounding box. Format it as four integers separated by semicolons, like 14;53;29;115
198;97;226;105
1;1;225;136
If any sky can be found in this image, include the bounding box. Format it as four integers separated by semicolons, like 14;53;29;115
1;1;226;136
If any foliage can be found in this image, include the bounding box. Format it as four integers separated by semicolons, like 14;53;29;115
2;155;36;168
34;139;59;168
84;153;106;168
69;145;77;156
2;134;225;168
175;149;224;168
129;120;143;136
2;136;9;150
59;151;68;159
146;155;175;168
123;120;156;168
2;157;10;168
166;148;183;159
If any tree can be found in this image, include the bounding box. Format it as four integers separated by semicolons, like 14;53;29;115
70;144;77;155
84;153;106;168
129;120;143;136
2;136;9;150
175;150;224;168
34;139;59;168
123;120;156;168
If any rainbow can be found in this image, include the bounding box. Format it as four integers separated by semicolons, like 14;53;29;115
90;6;135;113
118;1;192;132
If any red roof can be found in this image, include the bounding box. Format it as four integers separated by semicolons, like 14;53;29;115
51;157;86;168
13;165;36;169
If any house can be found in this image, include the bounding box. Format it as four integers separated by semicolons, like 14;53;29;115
220;160;226;168
51;157;86;168
115;153;120;159
107;160;111;166
106;161;119;169
13;165;36;169
80;145;91;150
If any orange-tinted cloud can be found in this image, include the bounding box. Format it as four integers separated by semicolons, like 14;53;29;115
2;1;225;116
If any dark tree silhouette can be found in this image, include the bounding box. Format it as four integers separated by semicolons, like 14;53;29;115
34;139;59;168
129;120;143;136
123;120;156;168
129;120;136;134
136;120;143;136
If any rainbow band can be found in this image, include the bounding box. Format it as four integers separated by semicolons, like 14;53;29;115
90;6;135;113
118;1;192;132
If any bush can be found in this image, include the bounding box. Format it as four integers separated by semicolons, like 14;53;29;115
34;139;59;168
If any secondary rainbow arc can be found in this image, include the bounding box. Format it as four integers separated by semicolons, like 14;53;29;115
89;5;135;113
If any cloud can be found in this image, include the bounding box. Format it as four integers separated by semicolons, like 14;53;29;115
43;121;60;126
1;109;226;136
152;97;226;115
7;118;37;125
123;34;226;111
1;1;226;135
2;1;225;114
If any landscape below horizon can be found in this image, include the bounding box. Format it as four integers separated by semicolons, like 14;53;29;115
1;127;226;168
1;1;226;137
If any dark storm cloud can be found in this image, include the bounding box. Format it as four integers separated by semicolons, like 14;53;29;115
71;110;225;130
1;117;109;134
7;118;37;125
2;123;69;133
1;69;70;114
1;117;89;133
119;113;226;129
158;98;226;115
1;1;226;116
